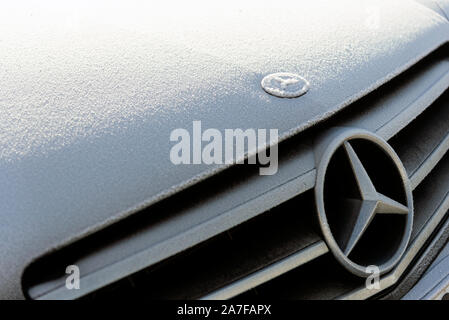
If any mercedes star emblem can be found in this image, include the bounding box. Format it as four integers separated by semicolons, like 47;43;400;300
314;128;413;277
261;72;309;98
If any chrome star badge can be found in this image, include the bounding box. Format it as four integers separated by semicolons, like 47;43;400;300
261;72;309;98
314;128;413;277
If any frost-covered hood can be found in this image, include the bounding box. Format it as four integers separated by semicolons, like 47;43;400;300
0;0;449;298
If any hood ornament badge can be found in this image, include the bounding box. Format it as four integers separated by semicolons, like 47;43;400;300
261;72;309;98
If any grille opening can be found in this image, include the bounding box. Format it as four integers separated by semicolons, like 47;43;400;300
81;190;320;299
235;253;363;300
411;151;449;240
389;90;449;177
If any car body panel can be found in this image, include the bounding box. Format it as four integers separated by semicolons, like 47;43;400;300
0;0;448;298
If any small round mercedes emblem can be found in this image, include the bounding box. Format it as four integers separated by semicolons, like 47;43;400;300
261;72;309;98
314;128;413;277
